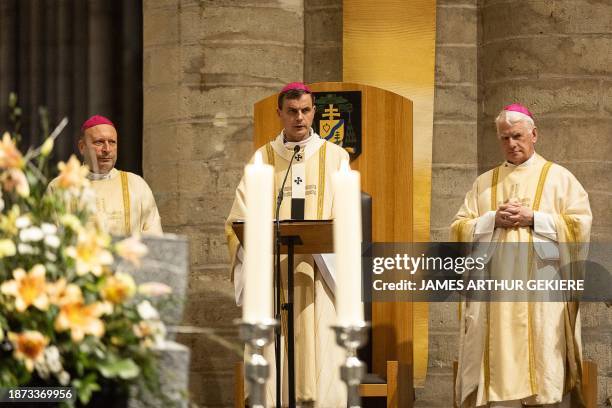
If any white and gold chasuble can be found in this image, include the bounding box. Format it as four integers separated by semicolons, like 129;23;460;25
451;154;591;408
226;131;349;407
50;168;163;236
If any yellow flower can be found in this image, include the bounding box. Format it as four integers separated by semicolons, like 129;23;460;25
7;331;49;372
0;132;24;169
54;301;106;342
55;155;89;190
0;205;20;236
59;214;83;233
66;228;113;276
1;265;49;312
101;273;136;304
0;239;16;257
40;137;54;156
115;235;148;267
1;168;29;197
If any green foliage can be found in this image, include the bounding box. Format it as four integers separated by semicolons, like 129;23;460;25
98;356;140;379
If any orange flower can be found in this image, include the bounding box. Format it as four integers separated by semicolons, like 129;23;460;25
101;273;135;304
47;278;84;307
0;132;24;169
66;228;113;276
54;155;89;190
1;168;29;197
54;301;106;342
115;235;148;267
7;331;49;371
1;265;49;312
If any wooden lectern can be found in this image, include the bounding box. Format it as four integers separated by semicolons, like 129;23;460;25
232;220;333;256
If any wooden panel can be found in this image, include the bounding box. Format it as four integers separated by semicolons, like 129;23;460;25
582;360;597;408
386;360;398;408
343;1;436;389
234;361;244;408
359;383;387;397
254;82;415;406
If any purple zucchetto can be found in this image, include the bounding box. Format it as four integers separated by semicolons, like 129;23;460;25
280;82;312;94
81;115;115;133
503;103;533;119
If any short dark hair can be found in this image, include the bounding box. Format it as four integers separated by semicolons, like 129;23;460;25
277;89;315;110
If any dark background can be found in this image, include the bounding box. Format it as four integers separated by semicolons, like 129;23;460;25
0;0;143;175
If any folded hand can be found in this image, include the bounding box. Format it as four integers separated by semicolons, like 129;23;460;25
495;200;533;228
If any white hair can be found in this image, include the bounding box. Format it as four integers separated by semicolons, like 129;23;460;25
495;110;535;134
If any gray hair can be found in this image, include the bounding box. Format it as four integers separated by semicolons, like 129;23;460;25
495;110;535;134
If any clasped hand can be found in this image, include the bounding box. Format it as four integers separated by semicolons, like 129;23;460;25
495;199;533;228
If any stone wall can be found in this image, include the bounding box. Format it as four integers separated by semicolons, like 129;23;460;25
304;0;342;83
143;0;305;406
420;0;478;406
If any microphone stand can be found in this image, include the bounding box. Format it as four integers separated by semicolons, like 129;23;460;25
274;145;300;408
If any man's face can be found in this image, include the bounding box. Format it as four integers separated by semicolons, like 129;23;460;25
78;124;118;174
497;120;537;165
277;94;315;142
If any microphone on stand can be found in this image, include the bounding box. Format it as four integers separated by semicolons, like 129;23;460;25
273;144;300;407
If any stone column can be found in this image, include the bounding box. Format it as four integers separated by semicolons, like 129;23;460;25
479;1;612;405
304;0;342;83
420;0;478;406
143;1;305;406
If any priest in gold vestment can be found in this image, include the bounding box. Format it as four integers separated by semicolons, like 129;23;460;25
451;104;592;408
226;83;347;407
50;115;162;236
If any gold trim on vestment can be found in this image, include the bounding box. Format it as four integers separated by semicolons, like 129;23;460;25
484;167;501;400
491;167;500;209
562;214;577;245
456;218;469;322
533;161;552;211
455;219;468;242
527;231;538;395
527;162;554;280
561;214;579;281
484;300;490;401
528;161;552;394
317;143;327;220
266;143;275;167
120;171;131;235
560;215;583;400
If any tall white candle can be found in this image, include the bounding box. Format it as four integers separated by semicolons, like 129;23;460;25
243;151;274;322
332;159;364;325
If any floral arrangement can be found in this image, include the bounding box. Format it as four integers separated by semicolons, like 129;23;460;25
0;110;171;405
